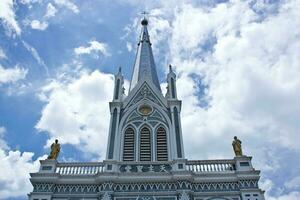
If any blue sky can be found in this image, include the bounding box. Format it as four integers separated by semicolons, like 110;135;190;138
0;0;300;199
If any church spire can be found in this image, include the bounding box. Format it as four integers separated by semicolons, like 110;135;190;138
129;18;161;92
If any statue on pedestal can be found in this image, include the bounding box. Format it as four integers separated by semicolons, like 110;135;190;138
48;139;60;160
232;136;243;156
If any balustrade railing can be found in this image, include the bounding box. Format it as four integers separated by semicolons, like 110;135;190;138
186;160;236;172
56;162;105;175
53;159;236;175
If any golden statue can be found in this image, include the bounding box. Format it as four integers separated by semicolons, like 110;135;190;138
232;136;243;156
48;139;60;160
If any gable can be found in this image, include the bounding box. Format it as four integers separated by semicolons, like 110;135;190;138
123;80;167;110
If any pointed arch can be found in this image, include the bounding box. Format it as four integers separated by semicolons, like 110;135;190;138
156;126;168;161
123;127;135;161
139;126;152;161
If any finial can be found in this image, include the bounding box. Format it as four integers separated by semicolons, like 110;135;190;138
118;66;122;73
141;11;149;26
169;64;173;72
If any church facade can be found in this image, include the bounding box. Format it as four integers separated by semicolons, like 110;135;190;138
28;18;265;200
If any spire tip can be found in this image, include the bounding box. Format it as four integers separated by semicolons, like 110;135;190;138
141;18;148;26
141;11;149;26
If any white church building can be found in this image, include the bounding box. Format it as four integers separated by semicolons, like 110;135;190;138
28;18;265;200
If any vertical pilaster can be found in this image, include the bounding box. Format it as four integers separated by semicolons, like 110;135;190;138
166;65;177;100
106;68;124;161
113;67;124;102
169;102;185;160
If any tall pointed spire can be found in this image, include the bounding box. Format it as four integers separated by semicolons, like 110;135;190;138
129;18;161;92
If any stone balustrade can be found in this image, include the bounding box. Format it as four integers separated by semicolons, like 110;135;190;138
51;159;237;175
55;162;105;175
186;159;236;172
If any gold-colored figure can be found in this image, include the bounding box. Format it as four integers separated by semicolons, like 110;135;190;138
48;139;60;160
232;136;243;156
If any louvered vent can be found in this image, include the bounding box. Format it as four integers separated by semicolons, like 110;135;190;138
140;127;151;161
123;128;135;161
156;127;168;161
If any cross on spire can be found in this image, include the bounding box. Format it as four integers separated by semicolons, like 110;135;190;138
141;11;149;18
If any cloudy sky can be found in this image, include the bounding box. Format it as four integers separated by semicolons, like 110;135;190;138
0;0;300;199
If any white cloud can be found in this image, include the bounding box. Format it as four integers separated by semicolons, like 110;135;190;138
54;0;79;14
0;65;28;84
268;192;300;200
22;41;49;75
44;3;57;18
74;40;110;57
285;176;300;190
126;42;133;52
0;126;46;199
132;0;300;198
0;127;9;150
30;19;48;30
165;0;300;156
0;48;6;59
0;0;21;35
0;150;43;199
19;0;41;5
36;70;114;158
261;179;300;200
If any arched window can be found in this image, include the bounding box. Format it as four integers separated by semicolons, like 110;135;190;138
123;127;135;161
156;127;168;161
139;127;151;161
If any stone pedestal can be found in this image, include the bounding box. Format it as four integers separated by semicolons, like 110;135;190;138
39;159;58;173
103;160;119;172
234;156;253;171
173;158;187;171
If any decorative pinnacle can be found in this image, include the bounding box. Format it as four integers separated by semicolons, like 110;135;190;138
141;11;149;26
169;64;173;72
118;66;122;73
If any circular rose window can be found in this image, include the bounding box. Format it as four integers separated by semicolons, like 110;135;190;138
138;104;153;115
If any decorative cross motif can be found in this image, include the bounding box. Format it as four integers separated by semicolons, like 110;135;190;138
137;165;143;172
125;165;131;173
160;165;167;172
149;165;154;172
141;11;149;18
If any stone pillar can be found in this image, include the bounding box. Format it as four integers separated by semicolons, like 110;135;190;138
39;159;58;173
172;158;187;171
234;156;253;172
235;156;265;200
103;160;119;173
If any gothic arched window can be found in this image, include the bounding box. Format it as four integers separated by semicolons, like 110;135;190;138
156;127;168;161
139;127;151;161
123;127;135;161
